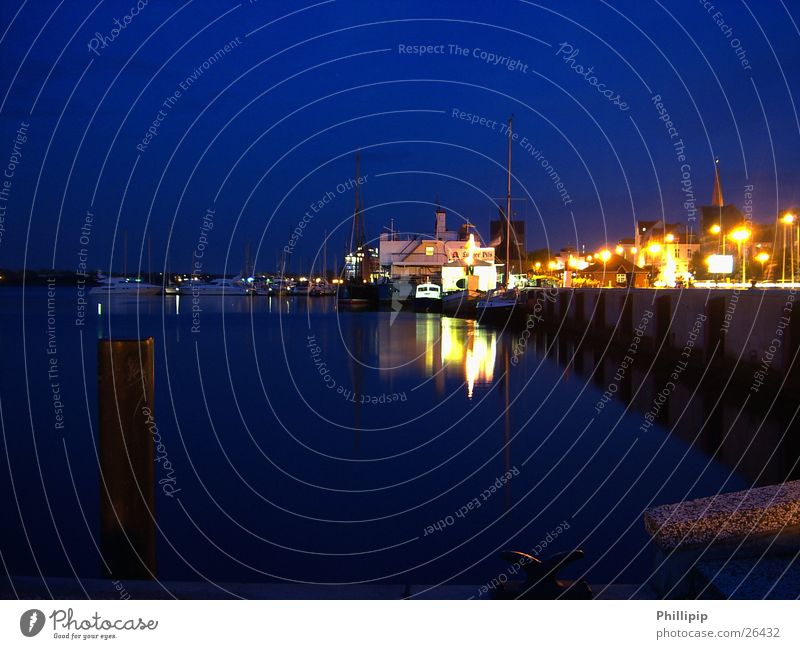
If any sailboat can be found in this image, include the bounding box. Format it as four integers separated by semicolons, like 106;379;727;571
337;151;379;307
90;233;161;295
476;117;526;322
178;275;255;296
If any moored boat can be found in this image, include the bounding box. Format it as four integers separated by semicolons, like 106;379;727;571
289;280;310;296
413;282;442;312
309;281;336;296
475;288;524;323
178;277;255;296
442;288;481;317
336;281;376;307
89;275;162;296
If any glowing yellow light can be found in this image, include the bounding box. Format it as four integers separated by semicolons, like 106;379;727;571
547;261;557;270
534;262;541;270
781;212;796;225
648;243;662;254
729;227;751;243
585;255;592;263
665;233;675;243
600;249;612;262
756;252;770;264
465;233;475;266
615;245;624;254
630;246;637;254
709;224;721;235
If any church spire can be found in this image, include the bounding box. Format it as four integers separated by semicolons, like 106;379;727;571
711;158;724;207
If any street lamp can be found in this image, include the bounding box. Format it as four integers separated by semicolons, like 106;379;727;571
756;251;770;280
781;212;796;283
599;250;612;287
646;243;662;286
729;227;751;284
709;224;723;255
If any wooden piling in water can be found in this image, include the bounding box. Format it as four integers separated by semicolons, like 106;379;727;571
98;337;156;580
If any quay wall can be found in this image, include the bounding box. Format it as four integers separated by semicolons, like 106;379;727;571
523;287;799;385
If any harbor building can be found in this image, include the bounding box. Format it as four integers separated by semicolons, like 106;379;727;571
379;208;498;291
634;220;700;286
575;253;649;288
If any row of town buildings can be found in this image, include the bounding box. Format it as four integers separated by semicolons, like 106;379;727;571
366;164;796;290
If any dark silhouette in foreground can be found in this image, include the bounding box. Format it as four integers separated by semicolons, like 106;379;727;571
493;550;593;599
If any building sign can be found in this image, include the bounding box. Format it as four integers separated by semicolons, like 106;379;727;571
707;254;734;274
445;239;495;263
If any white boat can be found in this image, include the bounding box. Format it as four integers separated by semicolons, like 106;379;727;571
413;283;442;312
178;277;254;296
269;279;294;295
309;281;336;296
89;275;161;296
289;280;310;296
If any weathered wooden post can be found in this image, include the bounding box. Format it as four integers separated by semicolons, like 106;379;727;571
98;337;156;580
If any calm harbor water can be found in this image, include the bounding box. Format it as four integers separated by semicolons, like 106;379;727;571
2;286;794;588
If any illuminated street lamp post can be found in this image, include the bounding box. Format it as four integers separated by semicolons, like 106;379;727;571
781;212;796;283
600;249;611;286
709;224;723;255
729;227;751;284
756;252;770;281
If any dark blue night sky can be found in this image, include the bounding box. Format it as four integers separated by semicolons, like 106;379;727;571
1;0;798;274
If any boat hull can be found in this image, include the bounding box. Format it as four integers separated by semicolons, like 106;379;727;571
336;282;379;306
475;303;516;323
442;290;480;317
413;297;442;313
89;286;162;296
475;291;526;324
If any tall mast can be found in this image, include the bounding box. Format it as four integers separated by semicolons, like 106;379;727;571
505;116;513;287
348;150;366;280
350;150;362;252
323;229;327;281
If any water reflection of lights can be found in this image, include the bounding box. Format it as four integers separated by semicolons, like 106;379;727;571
465;333;496;398
441;318;497;398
